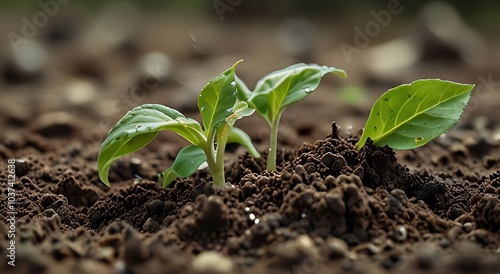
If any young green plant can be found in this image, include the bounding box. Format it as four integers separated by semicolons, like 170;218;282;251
355;79;475;150
97;60;259;187
236;64;347;171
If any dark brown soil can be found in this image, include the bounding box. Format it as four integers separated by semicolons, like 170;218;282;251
1;9;500;274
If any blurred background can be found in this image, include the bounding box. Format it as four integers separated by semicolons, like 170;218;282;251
0;0;499;153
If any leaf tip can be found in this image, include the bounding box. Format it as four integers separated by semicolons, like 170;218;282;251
333;68;347;79
99;174;111;187
232;59;244;70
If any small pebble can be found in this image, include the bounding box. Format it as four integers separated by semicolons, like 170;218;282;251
463;222;475;233
393;226;407;242
390;189;407;202
14;159;30;177
326;237;349;259
272;235;316;261
137;52;172;82
142;217;159;232
113;260;127;274
34;111;77;137
130;157;143;175
3;40;47;83
191;251;234;274
64;80;97;105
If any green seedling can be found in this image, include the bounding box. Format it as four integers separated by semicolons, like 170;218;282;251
98;59;474;189
236;64;347;171
356;79;474;150
97;60;260;187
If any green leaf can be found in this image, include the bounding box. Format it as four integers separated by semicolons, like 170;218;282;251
227;127;261;158
249;63;346;124
235;75;252;104
198;60;242;133
230;100;255;121
97;104;205;186
356;79;474;150
160;145;207;188
216;100;255;144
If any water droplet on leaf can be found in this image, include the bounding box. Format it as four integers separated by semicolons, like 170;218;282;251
201;107;205;111
304;88;312;93
230;81;236;87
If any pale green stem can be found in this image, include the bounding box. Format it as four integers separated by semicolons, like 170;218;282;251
204;124;231;187
267;111;283;171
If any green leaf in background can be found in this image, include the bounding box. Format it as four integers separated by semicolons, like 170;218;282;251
235;75;252;103
355;79;474;150
198;60;242;133
249;63;346;125
97;104;205;186
336;85;368;106
160;145;207;188
227;127;261;158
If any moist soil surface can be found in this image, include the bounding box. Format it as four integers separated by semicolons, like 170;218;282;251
1;13;500;274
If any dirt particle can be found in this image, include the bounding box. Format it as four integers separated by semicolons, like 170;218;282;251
472;195;500;233
199;196;227;227
320;152;348;175
39;194;58;209
294;165;308;180
142;217;160;232
384;196;403;218
290;173;303;185
41;209;61;232
390;189;407;202
124;232;148;265
53;176;99;208
146;199;164;216
242;181;258;197
325;193;345;215
415;244;439;270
